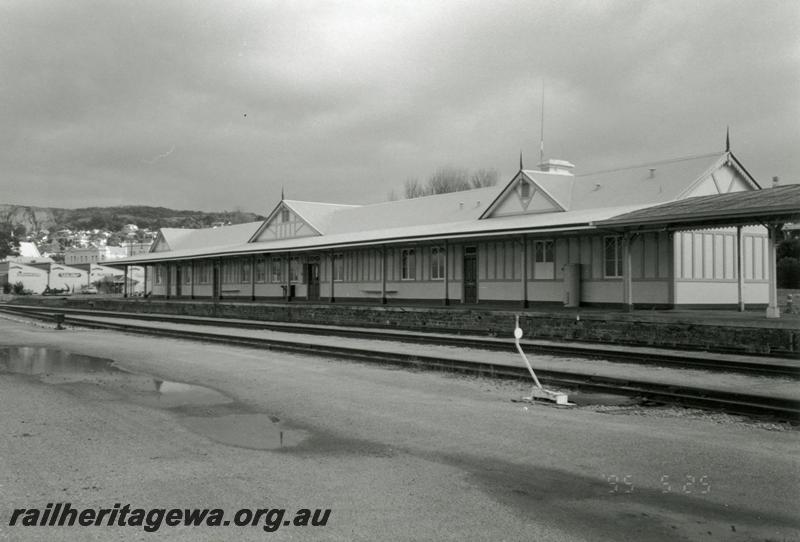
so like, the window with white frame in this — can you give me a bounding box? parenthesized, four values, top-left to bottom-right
(533, 240, 555, 279)
(239, 259, 251, 283)
(401, 248, 416, 280)
(281, 208, 290, 223)
(222, 260, 237, 284)
(154, 265, 163, 285)
(534, 240, 554, 263)
(604, 236, 623, 278)
(255, 257, 267, 283)
(333, 253, 344, 281)
(270, 258, 283, 283)
(430, 247, 445, 280)
(290, 257, 302, 283)
(183, 265, 191, 284)
(198, 262, 211, 284)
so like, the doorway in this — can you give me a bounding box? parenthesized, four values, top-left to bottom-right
(463, 246, 477, 304)
(306, 262, 320, 301)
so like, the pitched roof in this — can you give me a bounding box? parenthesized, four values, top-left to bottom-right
(322, 185, 502, 235)
(106, 203, 644, 264)
(599, 184, 800, 229)
(154, 222, 263, 252)
(113, 151, 766, 265)
(282, 200, 360, 234)
(18, 242, 42, 258)
(566, 152, 758, 209)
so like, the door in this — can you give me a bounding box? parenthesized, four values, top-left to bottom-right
(306, 263, 320, 301)
(463, 247, 477, 304)
(175, 266, 182, 297)
(212, 264, 220, 299)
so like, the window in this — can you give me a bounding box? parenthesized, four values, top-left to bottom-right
(222, 260, 237, 284)
(290, 257, 302, 282)
(604, 236, 623, 278)
(240, 259, 251, 283)
(154, 265, 163, 285)
(534, 240, 554, 263)
(255, 257, 267, 283)
(281, 208, 290, 223)
(401, 248, 416, 280)
(430, 247, 445, 280)
(198, 262, 211, 284)
(270, 258, 283, 283)
(333, 253, 344, 281)
(183, 265, 191, 284)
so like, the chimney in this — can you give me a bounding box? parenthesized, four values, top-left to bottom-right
(772, 176, 780, 187)
(537, 159, 575, 176)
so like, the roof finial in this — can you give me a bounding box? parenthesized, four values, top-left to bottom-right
(519, 150, 524, 171)
(725, 126, 730, 152)
(539, 79, 545, 165)
(281, 185, 285, 201)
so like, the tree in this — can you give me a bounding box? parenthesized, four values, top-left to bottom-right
(427, 167, 471, 195)
(0, 224, 22, 260)
(470, 168, 499, 188)
(777, 231, 800, 288)
(777, 257, 800, 289)
(397, 167, 499, 200)
(403, 178, 427, 199)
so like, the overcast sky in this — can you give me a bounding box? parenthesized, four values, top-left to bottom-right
(1, 0, 798, 212)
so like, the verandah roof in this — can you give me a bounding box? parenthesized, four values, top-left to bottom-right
(597, 185, 800, 231)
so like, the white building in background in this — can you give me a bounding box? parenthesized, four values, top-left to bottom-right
(65, 245, 129, 265)
(47, 263, 88, 292)
(0, 262, 50, 293)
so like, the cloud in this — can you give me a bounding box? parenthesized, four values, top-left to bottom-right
(0, 0, 797, 211)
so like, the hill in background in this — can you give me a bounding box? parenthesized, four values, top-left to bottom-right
(0, 204, 265, 234)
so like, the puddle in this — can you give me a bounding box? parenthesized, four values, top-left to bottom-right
(0, 346, 308, 451)
(181, 414, 309, 450)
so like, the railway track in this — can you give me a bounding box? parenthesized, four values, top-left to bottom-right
(2, 305, 799, 422)
(3, 304, 798, 378)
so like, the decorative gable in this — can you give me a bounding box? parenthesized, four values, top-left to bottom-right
(150, 234, 171, 252)
(251, 202, 321, 242)
(480, 172, 565, 219)
(678, 160, 758, 200)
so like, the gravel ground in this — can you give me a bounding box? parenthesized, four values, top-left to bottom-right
(1, 315, 798, 541)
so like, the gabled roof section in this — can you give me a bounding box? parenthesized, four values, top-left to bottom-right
(283, 200, 360, 235)
(152, 222, 262, 253)
(480, 170, 569, 219)
(250, 200, 356, 242)
(150, 228, 193, 252)
(674, 151, 760, 199)
(18, 242, 41, 258)
(569, 152, 753, 210)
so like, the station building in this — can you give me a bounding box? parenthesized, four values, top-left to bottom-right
(108, 149, 798, 316)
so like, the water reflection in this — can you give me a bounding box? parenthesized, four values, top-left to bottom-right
(0, 347, 307, 450)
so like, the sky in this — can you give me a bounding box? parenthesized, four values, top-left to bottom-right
(1, 0, 798, 213)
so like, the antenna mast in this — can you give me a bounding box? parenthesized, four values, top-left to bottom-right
(539, 80, 545, 165)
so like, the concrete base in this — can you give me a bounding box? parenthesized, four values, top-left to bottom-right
(523, 387, 570, 405)
(766, 306, 781, 319)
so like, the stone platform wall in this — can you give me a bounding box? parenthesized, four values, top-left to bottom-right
(9, 297, 798, 356)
